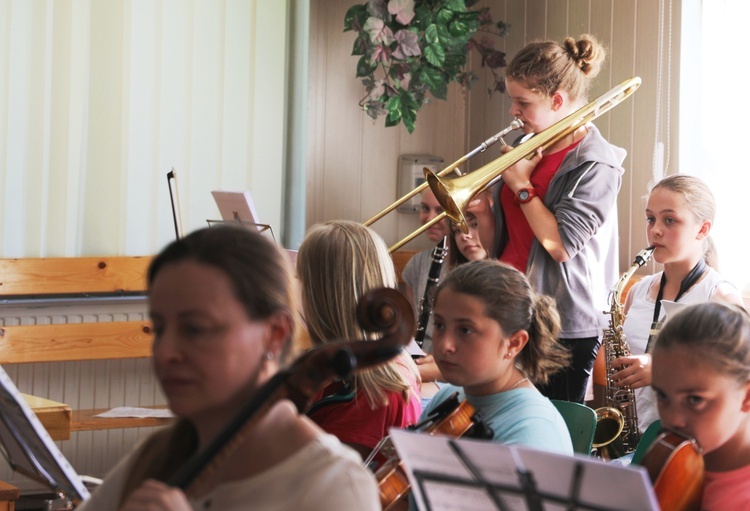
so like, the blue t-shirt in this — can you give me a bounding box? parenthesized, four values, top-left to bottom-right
(421, 384, 573, 456)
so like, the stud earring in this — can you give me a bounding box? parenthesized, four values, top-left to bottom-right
(265, 352, 274, 361)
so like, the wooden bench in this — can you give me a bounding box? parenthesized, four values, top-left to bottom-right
(0, 256, 173, 440)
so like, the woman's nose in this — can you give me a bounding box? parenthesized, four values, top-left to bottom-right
(152, 329, 182, 364)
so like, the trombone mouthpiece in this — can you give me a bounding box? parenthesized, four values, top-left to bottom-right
(509, 118, 524, 130)
(498, 118, 524, 146)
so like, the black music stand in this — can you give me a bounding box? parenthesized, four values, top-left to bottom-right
(389, 429, 658, 511)
(0, 367, 89, 505)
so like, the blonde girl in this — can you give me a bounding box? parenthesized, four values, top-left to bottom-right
(611, 174, 743, 432)
(297, 220, 422, 460)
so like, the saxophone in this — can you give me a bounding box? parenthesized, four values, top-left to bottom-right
(592, 246, 654, 459)
(413, 237, 448, 349)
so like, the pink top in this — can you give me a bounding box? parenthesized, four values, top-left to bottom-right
(702, 464, 750, 510)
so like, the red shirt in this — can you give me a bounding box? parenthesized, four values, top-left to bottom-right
(499, 140, 581, 272)
(308, 357, 421, 451)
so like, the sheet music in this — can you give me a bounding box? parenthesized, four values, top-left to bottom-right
(96, 406, 175, 419)
(0, 366, 90, 503)
(389, 429, 659, 511)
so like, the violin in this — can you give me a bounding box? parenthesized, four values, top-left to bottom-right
(369, 393, 493, 511)
(640, 430, 704, 511)
(167, 287, 414, 495)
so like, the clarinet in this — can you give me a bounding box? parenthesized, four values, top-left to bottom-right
(414, 237, 448, 349)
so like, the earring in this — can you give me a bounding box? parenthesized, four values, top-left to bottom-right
(265, 352, 275, 361)
(504, 352, 512, 359)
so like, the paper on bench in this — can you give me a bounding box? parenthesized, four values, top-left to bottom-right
(95, 407, 175, 419)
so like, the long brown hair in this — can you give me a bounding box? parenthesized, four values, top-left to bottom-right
(436, 260, 570, 384)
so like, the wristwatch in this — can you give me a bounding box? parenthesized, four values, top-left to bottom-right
(514, 187, 538, 206)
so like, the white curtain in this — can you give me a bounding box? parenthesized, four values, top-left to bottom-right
(683, 0, 750, 294)
(0, 0, 290, 257)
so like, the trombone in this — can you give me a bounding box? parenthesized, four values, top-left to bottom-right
(364, 120, 524, 228)
(375, 76, 642, 252)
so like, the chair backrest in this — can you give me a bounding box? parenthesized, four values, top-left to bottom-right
(631, 419, 663, 465)
(551, 400, 597, 455)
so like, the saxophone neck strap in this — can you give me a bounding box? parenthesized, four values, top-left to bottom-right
(652, 258, 707, 324)
(647, 258, 708, 353)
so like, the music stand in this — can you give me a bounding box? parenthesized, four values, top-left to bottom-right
(389, 429, 659, 511)
(208, 190, 275, 242)
(0, 367, 89, 505)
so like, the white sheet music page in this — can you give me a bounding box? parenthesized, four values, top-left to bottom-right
(0, 366, 90, 502)
(389, 429, 659, 511)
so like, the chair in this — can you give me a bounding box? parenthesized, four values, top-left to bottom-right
(631, 419, 663, 466)
(551, 400, 597, 455)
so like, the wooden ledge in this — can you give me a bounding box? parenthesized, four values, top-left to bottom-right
(71, 407, 174, 432)
(22, 394, 72, 441)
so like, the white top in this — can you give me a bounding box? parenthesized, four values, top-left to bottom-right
(77, 432, 380, 511)
(622, 268, 736, 431)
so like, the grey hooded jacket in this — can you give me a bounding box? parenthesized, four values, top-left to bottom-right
(491, 123, 626, 338)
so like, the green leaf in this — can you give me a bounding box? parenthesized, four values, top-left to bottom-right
(351, 34, 368, 56)
(430, 80, 448, 100)
(424, 43, 446, 67)
(444, 0, 467, 12)
(435, 8, 454, 25)
(355, 56, 375, 78)
(448, 18, 472, 37)
(343, 4, 367, 32)
(423, 24, 438, 44)
(419, 66, 443, 90)
(386, 95, 402, 122)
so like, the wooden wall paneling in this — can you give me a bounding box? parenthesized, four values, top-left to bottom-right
(525, 0, 548, 42)
(547, 0, 570, 42)
(321, 1, 364, 224)
(568, 0, 593, 36)
(609, 1, 641, 271)
(361, 116, 402, 247)
(306, 1, 327, 225)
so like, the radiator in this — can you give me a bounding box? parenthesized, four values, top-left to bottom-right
(0, 296, 167, 493)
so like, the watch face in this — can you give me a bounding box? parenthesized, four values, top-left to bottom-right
(519, 190, 530, 201)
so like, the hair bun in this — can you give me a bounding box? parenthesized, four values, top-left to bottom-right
(563, 35, 604, 76)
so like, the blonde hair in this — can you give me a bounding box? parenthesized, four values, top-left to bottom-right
(297, 220, 420, 408)
(506, 34, 606, 103)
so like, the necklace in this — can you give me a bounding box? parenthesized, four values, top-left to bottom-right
(508, 377, 529, 390)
